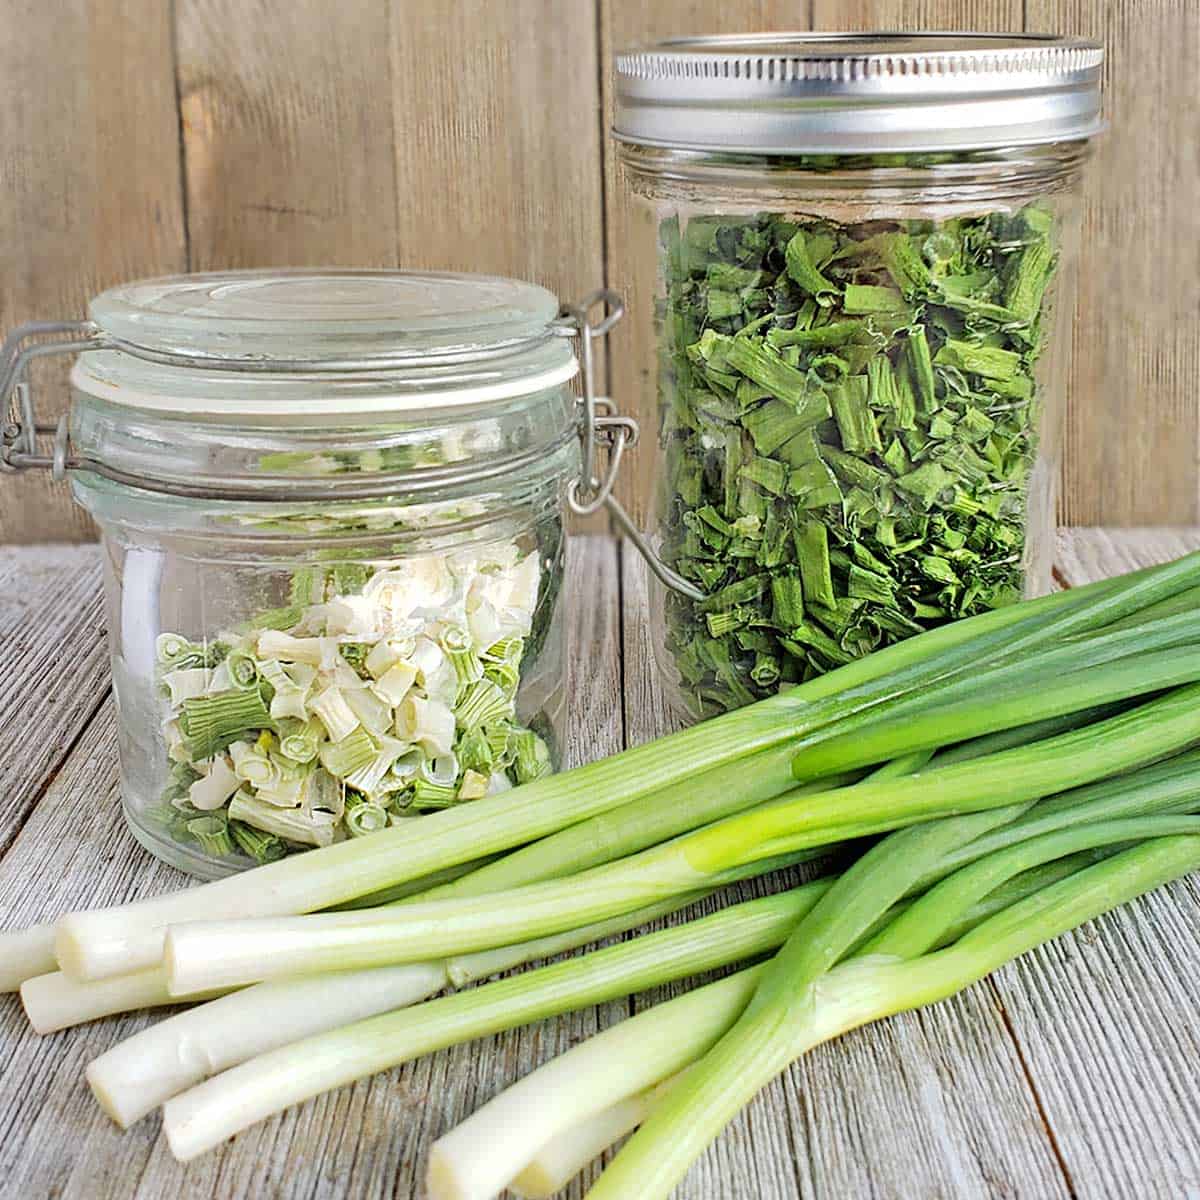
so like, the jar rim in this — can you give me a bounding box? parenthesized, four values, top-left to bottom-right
(70, 354, 580, 419)
(613, 31, 1104, 155)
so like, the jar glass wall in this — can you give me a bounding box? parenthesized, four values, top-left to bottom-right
(617, 144, 1089, 721)
(73, 409, 576, 879)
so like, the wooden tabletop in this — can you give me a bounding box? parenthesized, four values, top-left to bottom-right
(2, 529, 1200, 1200)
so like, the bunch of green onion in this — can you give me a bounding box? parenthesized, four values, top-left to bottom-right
(2, 550, 1199, 1195)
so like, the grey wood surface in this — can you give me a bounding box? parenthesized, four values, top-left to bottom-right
(1, 529, 1199, 1199)
(1, 2, 1198, 542)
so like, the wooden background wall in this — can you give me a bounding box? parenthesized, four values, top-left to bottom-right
(1, 1, 1195, 543)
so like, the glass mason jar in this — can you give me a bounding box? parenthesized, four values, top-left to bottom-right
(613, 33, 1103, 721)
(0, 271, 626, 878)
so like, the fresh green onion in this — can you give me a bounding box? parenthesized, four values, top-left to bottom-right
(89, 894, 706, 1130)
(424, 849, 1126, 1200)
(161, 684, 1200, 994)
(0, 924, 58, 993)
(580, 836, 1200, 1200)
(19, 966, 229, 1037)
(159, 882, 831, 1159)
(42, 553, 1200, 986)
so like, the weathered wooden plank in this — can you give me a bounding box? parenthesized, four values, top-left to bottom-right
(176, 0, 398, 269)
(0, 0, 186, 543)
(0, 536, 624, 1199)
(1032, 1, 1200, 526)
(0, 546, 108, 854)
(985, 526, 1200, 1198)
(812, 0, 1022, 26)
(619, 542, 1070, 1199)
(1055, 525, 1200, 585)
(388, 1, 604, 304)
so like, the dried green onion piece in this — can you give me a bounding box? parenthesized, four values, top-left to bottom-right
(655, 200, 1057, 713)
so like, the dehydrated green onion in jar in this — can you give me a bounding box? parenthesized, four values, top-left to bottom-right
(613, 33, 1103, 717)
(658, 202, 1056, 712)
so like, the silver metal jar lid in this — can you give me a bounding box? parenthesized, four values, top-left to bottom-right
(613, 33, 1104, 155)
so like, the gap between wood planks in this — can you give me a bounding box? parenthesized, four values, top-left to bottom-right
(987, 979, 1078, 1196)
(0, 691, 109, 863)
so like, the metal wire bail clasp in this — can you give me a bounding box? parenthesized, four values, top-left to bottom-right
(553, 289, 637, 518)
(0, 320, 109, 477)
(553, 290, 706, 603)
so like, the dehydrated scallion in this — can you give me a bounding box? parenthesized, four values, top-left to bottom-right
(657, 204, 1060, 713)
(151, 544, 552, 861)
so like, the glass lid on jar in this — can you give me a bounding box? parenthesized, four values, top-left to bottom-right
(613, 32, 1104, 154)
(72, 269, 580, 419)
(89, 269, 565, 365)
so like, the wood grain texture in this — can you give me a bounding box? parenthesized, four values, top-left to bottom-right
(3, 530, 1200, 1197)
(620, 540, 1070, 1200)
(389, 0, 604, 304)
(1032, 0, 1200, 525)
(389, 0, 609, 534)
(0, 0, 185, 544)
(812, 0, 1022, 27)
(994, 525, 1200, 1198)
(0, 536, 625, 1200)
(176, 0, 398, 268)
(3, 2, 1197, 543)
(0, 546, 108, 853)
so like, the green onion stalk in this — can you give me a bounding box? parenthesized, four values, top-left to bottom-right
(429, 826, 1200, 1200)
(19, 967, 229, 1038)
(0, 923, 59, 993)
(577, 835, 1200, 1200)
(161, 685, 1200, 995)
(164, 754, 1200, 1167)
(505, 1080, 675, 1199)
(85, 893, 707, 1130)
(46, 738, 1200, 1126)
(40, 551, 1200, 985)
(426, 857, 1105, 1200)
(160, 883, 835, 1160)
(19, 717, 1074, 1032)
(18, 854, 506, 1032)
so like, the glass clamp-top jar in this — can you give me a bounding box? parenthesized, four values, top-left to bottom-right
(0, 270, 633, 878)
(613, 33, 1104, 721)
